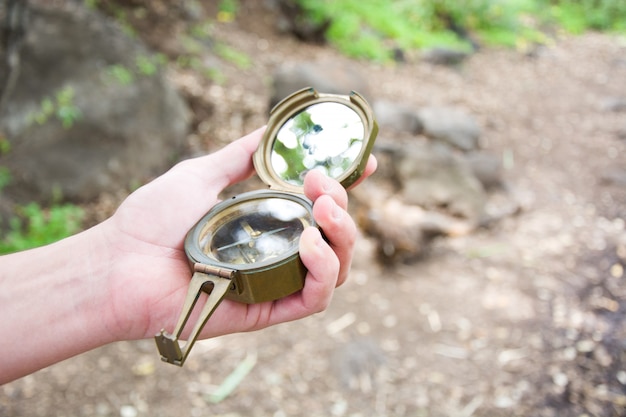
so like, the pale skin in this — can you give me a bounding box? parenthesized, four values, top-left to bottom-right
(0, 127, 377, 384)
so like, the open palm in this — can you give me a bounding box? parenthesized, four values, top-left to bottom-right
(100, 127, 376, 343)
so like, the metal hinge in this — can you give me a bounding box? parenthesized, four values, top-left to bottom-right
(193, 263, 234, 279)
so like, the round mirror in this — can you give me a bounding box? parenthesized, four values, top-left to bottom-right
(270, 102, 365, 186)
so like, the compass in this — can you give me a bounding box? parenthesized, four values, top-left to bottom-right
(155, 88, 378, 366)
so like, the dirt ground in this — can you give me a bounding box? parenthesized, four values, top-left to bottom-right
(2, 2, 626, 416)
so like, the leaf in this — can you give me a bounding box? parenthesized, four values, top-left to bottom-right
(207, 351, 257, 403)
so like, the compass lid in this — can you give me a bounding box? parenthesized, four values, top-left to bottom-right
(254, 88, 378, 193)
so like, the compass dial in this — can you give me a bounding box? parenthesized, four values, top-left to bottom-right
(195, 196, 314, 266)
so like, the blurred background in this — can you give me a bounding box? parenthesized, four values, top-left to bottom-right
(1, 0, 626, 416)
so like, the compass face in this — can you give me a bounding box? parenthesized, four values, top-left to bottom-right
(194, 195, 314, 266)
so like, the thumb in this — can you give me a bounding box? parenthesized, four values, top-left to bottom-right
(183, 126, 266, 192)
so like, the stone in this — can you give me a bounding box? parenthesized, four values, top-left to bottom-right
(465, 151, 504, 190)
(417, 106, 481, 151)
(601, 97, 626, 112)
(356, 191, 474, 264)
(421, 47, 472, 66)
(618, 124, 626, 140)
(269, 60, 371, 109)
(396, 142, 487, 223)
(372, 100, 423, 135)
(0, 3, 190, 203)
(331, 337, 386, 391)
(601, 169, 626, 186)
(351, 140, 483, 263)
(275, 0, 331, 44)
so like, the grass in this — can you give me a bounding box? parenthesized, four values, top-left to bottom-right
(0, 202, 84, 255)
(293, 0, 626, 61)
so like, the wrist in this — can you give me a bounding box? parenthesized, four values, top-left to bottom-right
(0, 224, 118, 382)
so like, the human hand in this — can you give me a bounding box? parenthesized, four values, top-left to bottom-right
(98, 126, 377, 342)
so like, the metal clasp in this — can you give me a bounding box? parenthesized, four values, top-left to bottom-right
(155, 265, 233, 366)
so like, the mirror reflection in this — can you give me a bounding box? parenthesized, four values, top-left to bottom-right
(271, 102, 364, 186)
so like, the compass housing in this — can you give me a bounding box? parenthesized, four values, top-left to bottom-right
(185, 190, 314, 303)
(156, 87, 377, 366)
(185, 87, 378, 304)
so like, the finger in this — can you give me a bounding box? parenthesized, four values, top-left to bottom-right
(303, 170, 349, 210)
(347, 154, 378, 190)
(268, 226, 339, 323)
(312, 194, 357, 286)
(300, 226, 340, 308)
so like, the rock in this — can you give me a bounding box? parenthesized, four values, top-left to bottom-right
(601, 169, 626, 186)
(352, 139, 514, 263)
(331, 337, 386, 391)
(351, 141, 482, 264)
(275, 0, 331, 44)
(465, 151, 504, 190)
(601, 97, 626, 112)
(417, 106, 481, 151)
(356, 191, 473, 264)
(618, 124, 626, 140)
(0, 3, 190, 203)
(372, 100, 423, 135)
(270, 61, 371, 109)
(396, 142, 487, 223)
(421, 47, 471, 66)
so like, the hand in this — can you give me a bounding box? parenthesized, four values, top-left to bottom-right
(99, 126, 377, 341)
(0, 126, 376, 383)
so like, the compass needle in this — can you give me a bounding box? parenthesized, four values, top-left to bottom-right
(241, 220, 258, 237)
(216, 226, 290, 252)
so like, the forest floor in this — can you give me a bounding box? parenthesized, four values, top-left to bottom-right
(3, 2, 626, 416)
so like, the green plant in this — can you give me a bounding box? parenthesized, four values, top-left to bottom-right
(113, 7, 136, 38)
(295, 0, 490, 61)
(217, 0, 239, 22)
(177, 23, 249, 83)
(0, 167, 11, 193)
(0, 136, 10, 155)
(135, 54, 164, 76)
(203, 66, 227, 84)
(293, 0, 625, 61)
(106, 64, 135, 85)
(135, 55, 157, 76)
(55, 87, 82, 128)
(83, 0, 99, 10)
(28, 86, 82, 129)
(0, 202, 84, 255)
(189, 20, 214, 39)
(176, 55, 226, 84)
(542, 0, 626, 33)
(106, 54, 164, 84)
(214, 43, 252, 69)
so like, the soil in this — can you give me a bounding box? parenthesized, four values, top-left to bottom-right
(3, 2, 626, 416)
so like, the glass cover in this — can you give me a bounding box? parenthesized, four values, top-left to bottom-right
(198, 198, 313, 265)
(271, 102, 365, 186)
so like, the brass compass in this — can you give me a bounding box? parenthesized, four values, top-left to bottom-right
(155, 88, 378, 366)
